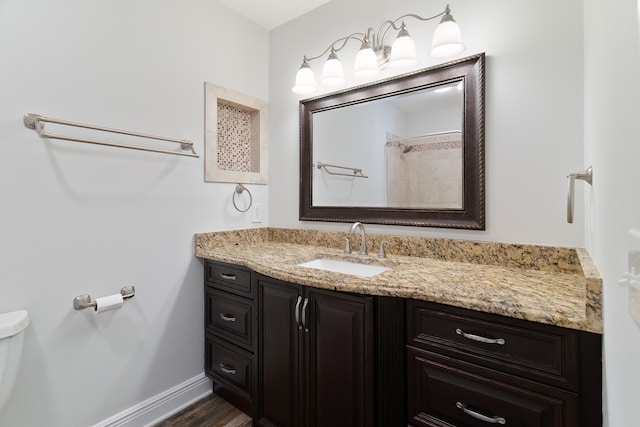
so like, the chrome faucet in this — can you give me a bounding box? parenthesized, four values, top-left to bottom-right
(349, 222, 368, 255)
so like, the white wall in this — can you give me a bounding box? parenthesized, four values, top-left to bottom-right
(0, 0, 268, 425)
(270, 0, 585, 246)
(584, 0, 640, 425)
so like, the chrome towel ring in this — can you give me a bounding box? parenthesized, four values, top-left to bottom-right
(232, 184, 253, 212)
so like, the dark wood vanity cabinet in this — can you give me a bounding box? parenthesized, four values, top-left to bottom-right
(256, 274, 375, 427)
(204, 261, 405, 427)
(203, 259, 601, 427)
(204, 260, 257, 417)
(406, 300, 602, 427)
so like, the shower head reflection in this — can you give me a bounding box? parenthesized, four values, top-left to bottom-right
(400, 144, 414, 153)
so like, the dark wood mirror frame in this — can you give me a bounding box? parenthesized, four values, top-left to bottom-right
(299, 53, 485, 229)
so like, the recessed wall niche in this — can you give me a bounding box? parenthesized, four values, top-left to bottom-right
(205, 82, 268, 184)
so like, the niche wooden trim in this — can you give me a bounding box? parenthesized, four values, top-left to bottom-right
(205, 82, 268, 184)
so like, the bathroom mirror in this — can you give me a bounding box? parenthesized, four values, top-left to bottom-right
(299, 53, 485, 229)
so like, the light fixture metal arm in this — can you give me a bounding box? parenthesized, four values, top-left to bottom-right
(304, 32, 365, 62)
(302, 4, 450, 62)
(375, 7, 448, 49)
(392, 9, 449, 25)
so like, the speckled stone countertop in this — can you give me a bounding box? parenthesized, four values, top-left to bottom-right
(194, 228, 602, 334)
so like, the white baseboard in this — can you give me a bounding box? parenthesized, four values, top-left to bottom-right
(93, 373, 212, 427)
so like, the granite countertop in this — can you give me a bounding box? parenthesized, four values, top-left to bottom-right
(194, 228, 602, 334)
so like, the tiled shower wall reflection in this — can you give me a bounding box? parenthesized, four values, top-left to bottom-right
(386, 132, 463, 209)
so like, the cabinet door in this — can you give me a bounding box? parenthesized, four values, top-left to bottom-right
(257, 277, 303, 427)
(305, 287, 374, 427)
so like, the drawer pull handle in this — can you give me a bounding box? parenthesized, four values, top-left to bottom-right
(219, 313, 237, 322)
(219, 363, 236, 375)
(220, 273, 237, 280)
(456, 402, 506, 424)
(301, 297, 309, 332)
(456, 328, 505, 345)
(295, 295, 303, 330)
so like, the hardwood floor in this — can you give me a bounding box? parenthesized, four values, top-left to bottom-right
(155, 393, 252, 427)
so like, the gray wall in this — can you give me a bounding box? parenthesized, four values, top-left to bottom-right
(0, 0, 269, 425)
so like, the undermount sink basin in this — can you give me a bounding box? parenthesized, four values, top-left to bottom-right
(298, 258, 389, 278)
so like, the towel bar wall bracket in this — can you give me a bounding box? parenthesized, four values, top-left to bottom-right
(24, 113, 199, 158)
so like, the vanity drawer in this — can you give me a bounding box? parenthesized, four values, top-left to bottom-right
(206, 288, 255, 350)
(205, 260, 253, 298)
(206, 334, 254, 399)
(407, 300, 579, 390)
(407, 347, 578, 427)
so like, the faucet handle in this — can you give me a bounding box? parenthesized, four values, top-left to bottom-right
(343, 237, 351, 254)
(378, 240, 389, 259)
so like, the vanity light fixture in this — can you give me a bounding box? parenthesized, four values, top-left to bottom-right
(292, 4, 465, 95)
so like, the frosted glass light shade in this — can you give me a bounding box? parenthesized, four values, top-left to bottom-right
(430, 20, 465, 58)
(321, 51, 345, 86)
(389, 27, 417, 69)
(353, 43, 380, 78)
(292, 61, 317, 94)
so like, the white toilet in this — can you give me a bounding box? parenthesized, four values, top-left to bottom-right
(0, 310, 29, 412)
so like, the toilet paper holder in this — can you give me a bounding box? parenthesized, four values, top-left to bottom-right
(73, 286, 135, 310)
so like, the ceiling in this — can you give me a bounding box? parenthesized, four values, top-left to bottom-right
(217, 0, 332, 30)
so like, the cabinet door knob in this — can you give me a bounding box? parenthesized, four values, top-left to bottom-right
(219, 313, 237, 322)
(219, 363, 237, 375)
(456, 402, 506, 424)
(220, 273, 237, 280)
(456, 328, 506, 345)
